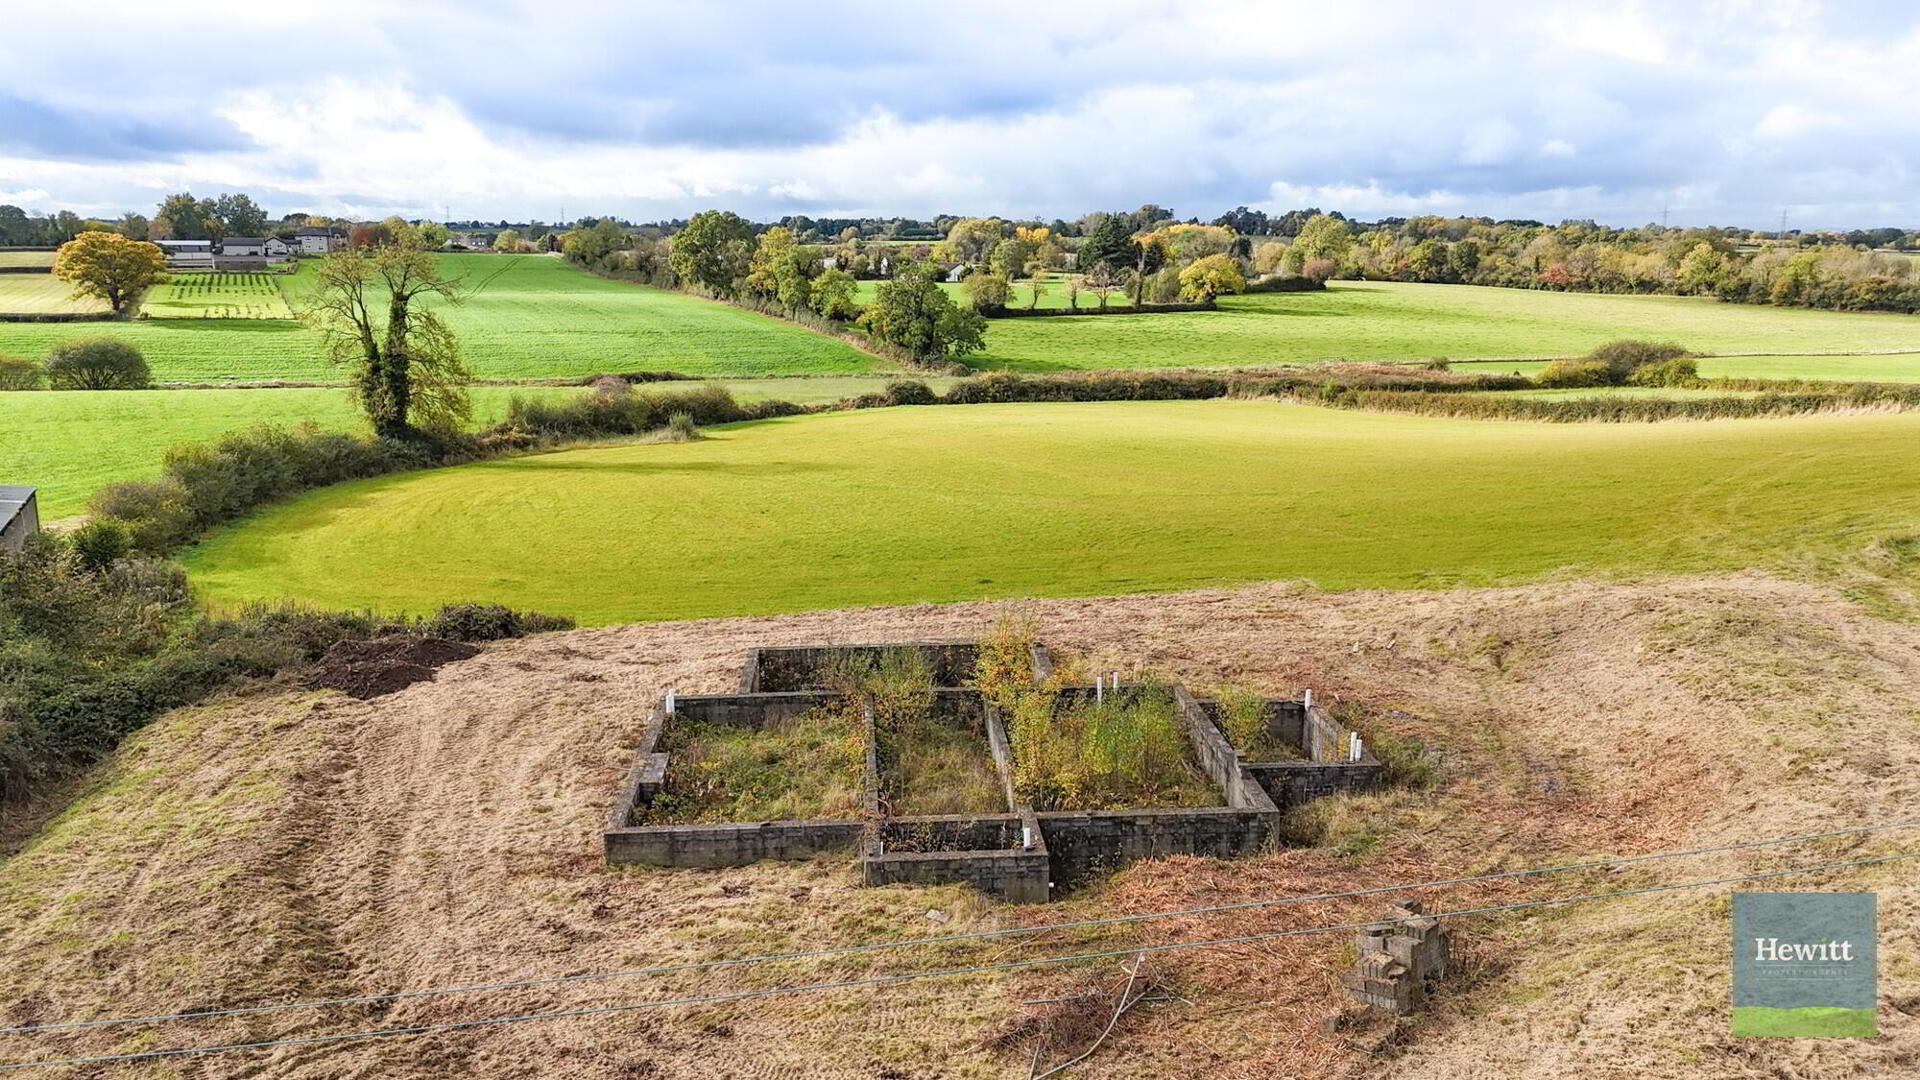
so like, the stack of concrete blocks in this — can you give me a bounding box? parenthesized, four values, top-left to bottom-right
(1344, 900, 1451, 1014)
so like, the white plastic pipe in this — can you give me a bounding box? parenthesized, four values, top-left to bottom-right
(1351, 734, 1364, 762)
(665, 688, 676, 715)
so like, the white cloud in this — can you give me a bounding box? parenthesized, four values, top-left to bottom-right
(0, 0, 1916, 227)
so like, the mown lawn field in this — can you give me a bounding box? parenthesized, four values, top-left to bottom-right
(0, 377, 950, 519)
(140, 271, 294, 320)
(0, 274, 109, 315)
(0, 252, 55, 268)
(183, 400, 1920, 624)
(973, 282, 1920, 371)
(0, 255, 880, 381)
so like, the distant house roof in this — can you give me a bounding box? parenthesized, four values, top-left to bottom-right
(0, 485, 36, 529)
(224, 237, 268, 245)
(295, 226, 345, 236)
(155, 239, 212, 247)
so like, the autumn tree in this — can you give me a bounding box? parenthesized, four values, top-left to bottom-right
(213, 193, 268, 237)
(304, 242, 469, 439)
(810, 268, 860, 320)
(669, 210, 755, 295)
(743, 226, 819, 313)
(1293, 213, 1353, 267)
(862, 260, 986, 366)
(494, 228, 525, 253)
(1178, 253, 1247, 301)
(962, 270, 1011, 312)
(53, 231, 167, 313)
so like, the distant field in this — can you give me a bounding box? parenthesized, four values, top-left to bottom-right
(0, 376, 946, 519)
(974, 282, 1920, 371)
(185, 400, 1920, 625)
(854, 275, 1137, 311)
(0, 251, 55, 268)
(1459, 353, 1920, 382)
(0, 255, 880, 381)
(141, 271, 294, 320)
(0, 275, 109, 316)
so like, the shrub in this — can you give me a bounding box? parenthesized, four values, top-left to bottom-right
(45, 337, 152, 390)
(1302, 258, 1338, 283)
(424, 603, 575, 642)
(0, 354, 43, 390)
(1587, 339, 1690, 377)
(67, 519, 130, 572)
(1534, 358, 1616, 388)
(89, 477, 195, 552)
(664, 411, 699, 440)
(1625, 356, 1699, 387)
(883, 379, 938, 406)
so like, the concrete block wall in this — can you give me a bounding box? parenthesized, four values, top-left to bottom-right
(606, 820, 864, 868)
(1036, 807, 1278, 891)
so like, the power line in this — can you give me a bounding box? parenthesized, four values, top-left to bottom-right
(5, 816, 1914, 1038)
(1, 850, 1912, 1073)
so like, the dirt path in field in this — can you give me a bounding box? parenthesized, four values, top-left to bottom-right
(1, 574, 1915, 1078)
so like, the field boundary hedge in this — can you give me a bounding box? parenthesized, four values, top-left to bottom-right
(986, 300, 1218, 317)
(0, 310, 124, 323)
(0, 266, 51, 275)
(1308, 384, 1920, 423)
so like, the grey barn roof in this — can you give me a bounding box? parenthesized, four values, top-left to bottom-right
(0, 485, 36, 525)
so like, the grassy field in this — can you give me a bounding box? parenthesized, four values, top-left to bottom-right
(183, 400, 1920, 625)
(854, 274, 1136, 311)
(0, 377, 949, 519)
(0, 255, 880, 381)
(0, 252, 55, 268)
(1458, 353, 1920, 382)
(0, 274, 109, 316)
(974, 282, 1920, 371)
(140, 271, 294, 319)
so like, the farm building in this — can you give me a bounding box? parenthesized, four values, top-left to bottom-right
(215, 237, 291, 268)
(154, 239, 213, 269)
(295, 226, 347, 255)
(0, 486, 39, 551)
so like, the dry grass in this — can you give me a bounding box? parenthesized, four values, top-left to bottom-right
(0, 574, 1916, 1078)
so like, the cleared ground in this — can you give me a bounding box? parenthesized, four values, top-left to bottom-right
(974, 282, 1920, 371)
(0, 274, 109, 316)
(0, 255, 880, 381)
(0, 378, 941, 519)
(3, 576, 1913, 1078)
(140, 270, 295, 319)
(183, 400, 1920, 624)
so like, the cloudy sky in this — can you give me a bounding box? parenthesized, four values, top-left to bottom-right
(2, 0, 1916, 229)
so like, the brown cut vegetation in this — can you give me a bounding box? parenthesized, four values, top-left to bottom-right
(1, 575, 1916, 1078)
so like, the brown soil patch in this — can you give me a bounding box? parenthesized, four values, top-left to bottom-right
(1, 574, 1915, 1078)
(305, 635, 480, 699)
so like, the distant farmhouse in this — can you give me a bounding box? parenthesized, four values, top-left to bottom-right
(295, 226, 348, 256)
(0, 486, 40, 552)
(154, 239, 214, 270)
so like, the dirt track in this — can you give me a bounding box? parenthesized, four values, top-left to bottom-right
(1, 574, 1915, 1078)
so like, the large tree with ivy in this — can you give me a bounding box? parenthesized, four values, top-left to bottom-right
(304, 224, 469, 439)
(861, 260, 986, 366)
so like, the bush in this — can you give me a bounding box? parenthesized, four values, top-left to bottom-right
(883, 379, 938, 406)
(1587, 339, 1691, 377)
(67, 519, 130, 572)
(0, 354, 43, 390)
(89, 477, 195, 552)
(45, 337, 152, 390)
(1535, 358, 1616, 388)
(1625, 356, 1699, 387)
(424, 603, 575, 642)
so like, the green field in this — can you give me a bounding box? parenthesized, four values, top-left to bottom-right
(1459, 353, 1920, 382)
(0, 377, 950, 519)
(183, 400, 1920, 625)
(854, 275, 1136, 311)
(141, 271, 294, 320)
(0, 255, 879, 381)
(1731, 1006, 1877, 1038)
(0, 252, 55, 268)
(0, 274, 109, 316)
(974, 282, 1920, 371)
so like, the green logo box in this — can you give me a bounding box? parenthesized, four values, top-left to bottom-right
(1732, 892, 1877, 1037)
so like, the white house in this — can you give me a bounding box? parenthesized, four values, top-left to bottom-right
(295, 226, 347, 255)
(154, 239, 214, 269)
(265, 236, 295, 259)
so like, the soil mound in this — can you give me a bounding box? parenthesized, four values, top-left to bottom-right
(305, 635, 479, 699)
